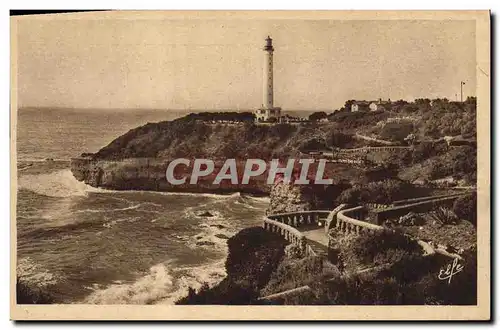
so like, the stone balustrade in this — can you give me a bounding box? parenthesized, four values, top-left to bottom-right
(324, 204, 348, 234)
(267, 210, 331, 229)
(263, 218, 306, 248)
(335, 206, 384, 234)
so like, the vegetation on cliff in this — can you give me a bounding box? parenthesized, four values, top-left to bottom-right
(261, 230, 477, 305)
(176, 223, 476, 306)
(176, 227, 287, 305)
(310, 248, 476, 305)
(92, 118, 341, 160)
(337, 179, 415, 205)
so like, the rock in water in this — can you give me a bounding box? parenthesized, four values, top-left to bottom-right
(210, 224, 227, 229)
(197, 211, 214, 217)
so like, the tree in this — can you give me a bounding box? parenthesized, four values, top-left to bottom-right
(308, 111, 328, 121)
(325, 131, 353, 148)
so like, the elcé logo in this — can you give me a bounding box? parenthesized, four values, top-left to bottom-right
(165, 158, 333, 185)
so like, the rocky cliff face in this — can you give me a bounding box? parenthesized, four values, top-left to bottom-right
(71, 115, 368, 196)
(266, 181, 352, 215)
(71, 157, 272, 195)
(266, 182, 314, 215)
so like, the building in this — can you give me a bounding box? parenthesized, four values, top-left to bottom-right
(254, 36, 282, 122)
(351, 99, 390, 112)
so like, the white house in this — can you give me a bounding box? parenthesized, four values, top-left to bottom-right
(351, 99, 390, 112)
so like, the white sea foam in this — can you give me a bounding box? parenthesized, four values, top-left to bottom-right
(75, 204, 144, 214)
(17, 257, 61, 287)
(82, 263, 175, 305)
(158, 260, 227, 304)
(18, 169, 102, 198)
(82, 260, 226, 305)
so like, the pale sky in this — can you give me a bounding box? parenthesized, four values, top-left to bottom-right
(16, 15, 476, 110)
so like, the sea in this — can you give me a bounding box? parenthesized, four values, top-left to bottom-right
(15, 108, 270, 304)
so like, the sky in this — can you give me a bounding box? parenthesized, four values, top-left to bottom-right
(16, 14, 477, 111)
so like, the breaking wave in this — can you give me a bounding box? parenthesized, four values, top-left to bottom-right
(82, 260, 226, 305)
(17, 257, 62, 288)
(18, 169, 101, 198)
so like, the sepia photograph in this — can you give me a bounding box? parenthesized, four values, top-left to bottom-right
(10, 10, 490, 320)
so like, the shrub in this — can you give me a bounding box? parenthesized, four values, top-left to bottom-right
(225, 227, 287, 291)
(309, 111, 328, 121)
(352, 229, 422, 265)
(337, 179, 413, 205)
(325, 131, 354, 148)
(412, 141, 448, 163)
(176, 279, 258, 305)
(379, 122, 415, 143)
(429, 207, 460, 226)
(452, 193, 477, 226)
(299, 138, 327, 153)
(328, 111, 390, 130)
(386, 211, 426, 226)
(313, 248, 477, 305)
(315, 274, 423, 305)
(261, 256, 324, 296)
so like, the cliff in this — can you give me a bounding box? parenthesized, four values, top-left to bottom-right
(71, 157, 272, 195)
(175, 227, 287, 305)
(71, 116, 368, 194)
(266, 181, 351, 215)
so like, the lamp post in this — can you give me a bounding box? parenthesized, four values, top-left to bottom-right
(460, 81, 466, 102)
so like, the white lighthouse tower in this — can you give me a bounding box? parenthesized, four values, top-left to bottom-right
(255, 36, 281, 122)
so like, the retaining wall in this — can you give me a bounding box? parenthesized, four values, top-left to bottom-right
(372, 194, 469, 224)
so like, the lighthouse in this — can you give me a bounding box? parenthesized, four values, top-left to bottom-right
(255, 36, 281, 122)
(263, 36, 274, 109)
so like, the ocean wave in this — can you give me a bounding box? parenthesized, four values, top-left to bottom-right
(90, 189, 242, 200)
(158, 260, 227, 304)
(18, 169, 102, 198)
(188, 216, 235, 251)
(81, 260, 226, 305)
(17, 169, 263, 204)
(17, 157, 71, 163)
(19, 218, 109, 240)
(75, 203, 143, 214)
(17, 257, 62, 288)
